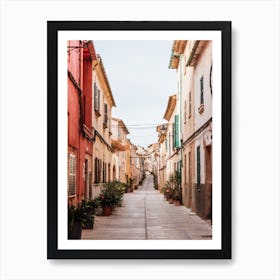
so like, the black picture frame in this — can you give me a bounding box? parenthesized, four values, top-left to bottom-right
(47, 21, 231, 259)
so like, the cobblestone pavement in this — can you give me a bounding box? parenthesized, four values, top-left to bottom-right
(82, 174, 212, 240)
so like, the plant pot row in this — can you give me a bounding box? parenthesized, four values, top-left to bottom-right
(167, 197, 181, 206)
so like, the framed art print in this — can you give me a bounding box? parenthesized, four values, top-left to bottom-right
(47, 21, 231, 259)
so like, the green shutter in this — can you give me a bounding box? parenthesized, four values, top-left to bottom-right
(197, 146, 201, 191)
(200, 76, 204, 105)
(175, 115, 179, 148)
(172, 123, 175, 149)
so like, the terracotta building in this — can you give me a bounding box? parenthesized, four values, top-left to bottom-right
(67, 40, 96, 205)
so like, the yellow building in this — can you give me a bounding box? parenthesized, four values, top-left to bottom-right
(157, 124, 168, 192)
(111, 117, 130, 183)
(91, 54, 116, 198)
(163, 94, 180, 180)
(130, 144, 141, 188)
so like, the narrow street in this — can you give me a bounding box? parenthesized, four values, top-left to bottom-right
(82, 174, 212, 240)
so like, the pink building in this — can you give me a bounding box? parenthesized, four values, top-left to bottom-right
(67, 40, 96, 205)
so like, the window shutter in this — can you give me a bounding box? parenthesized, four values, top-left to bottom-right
(94, 83, 98, 111)
(197, 146, 201, 191)
(68, 154, 76, 196)
(94, 158, 97, 183)
(172, 123, 175, 149)
(99, 159, 102, 183)
(200, 76, 204, 105)
(175, 114, 179, 148)
(104, 104, 108, 125)
(98, 89, 100, 112)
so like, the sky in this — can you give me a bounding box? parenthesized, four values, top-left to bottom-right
(93, 40, 176, 148)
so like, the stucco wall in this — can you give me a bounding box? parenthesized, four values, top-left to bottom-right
(194, 42, 212, 130)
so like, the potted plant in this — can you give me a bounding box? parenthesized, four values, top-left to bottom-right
(98, 181, 124, 216)
(165, 175, 174, 203)
(162, 183, 171, 200)
(172, 170, 182, 206)
(172, 191, 182, 206)
(81, 198, 98, 229)
(68, 203, 87, 239)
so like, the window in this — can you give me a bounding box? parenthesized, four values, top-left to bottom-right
(94, 82, 100, 114)
(68, 153, 76, 196)
(94, 157, 98, 183)
(105, 163, 107, 183)
(102, 162, 107, 183)
(99, 160, 102, 183)
(104, 104, 108, 127)
(94, 158, 103, 184)
(174, 115, 179, 148)
(172, 123, 175, 149)
(197, 146, 201, 191)
(200, 76, 204, 105)
(108, 163, 111, 182)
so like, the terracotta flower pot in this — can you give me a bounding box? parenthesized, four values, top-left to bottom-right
(103, 206, 113, 216)
(168, 198, 174, 204)
(174, 200, 181, 206)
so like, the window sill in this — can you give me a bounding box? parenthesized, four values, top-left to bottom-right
(198, 104, 204, 114)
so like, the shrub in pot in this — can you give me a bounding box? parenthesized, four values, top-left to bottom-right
(68, 203, 87, 239)
(81, 199, 99, 229)
(172, 192, 182, 206)
(98, 181, 124, 216)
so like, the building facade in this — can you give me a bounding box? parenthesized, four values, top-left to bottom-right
(169, 40, 212, 220)
(91, 54, 116, 198)
(163, 94, 180, 180)
(111, 117, 130, 183)
(157, 124, 168, 192)
(67, 40, 96, 205)
(130, 144, 141, 188)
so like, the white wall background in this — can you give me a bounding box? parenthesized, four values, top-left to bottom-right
(0, 0, 279, 279)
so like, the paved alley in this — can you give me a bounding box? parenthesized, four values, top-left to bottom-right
(82, 174, 212, 240)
